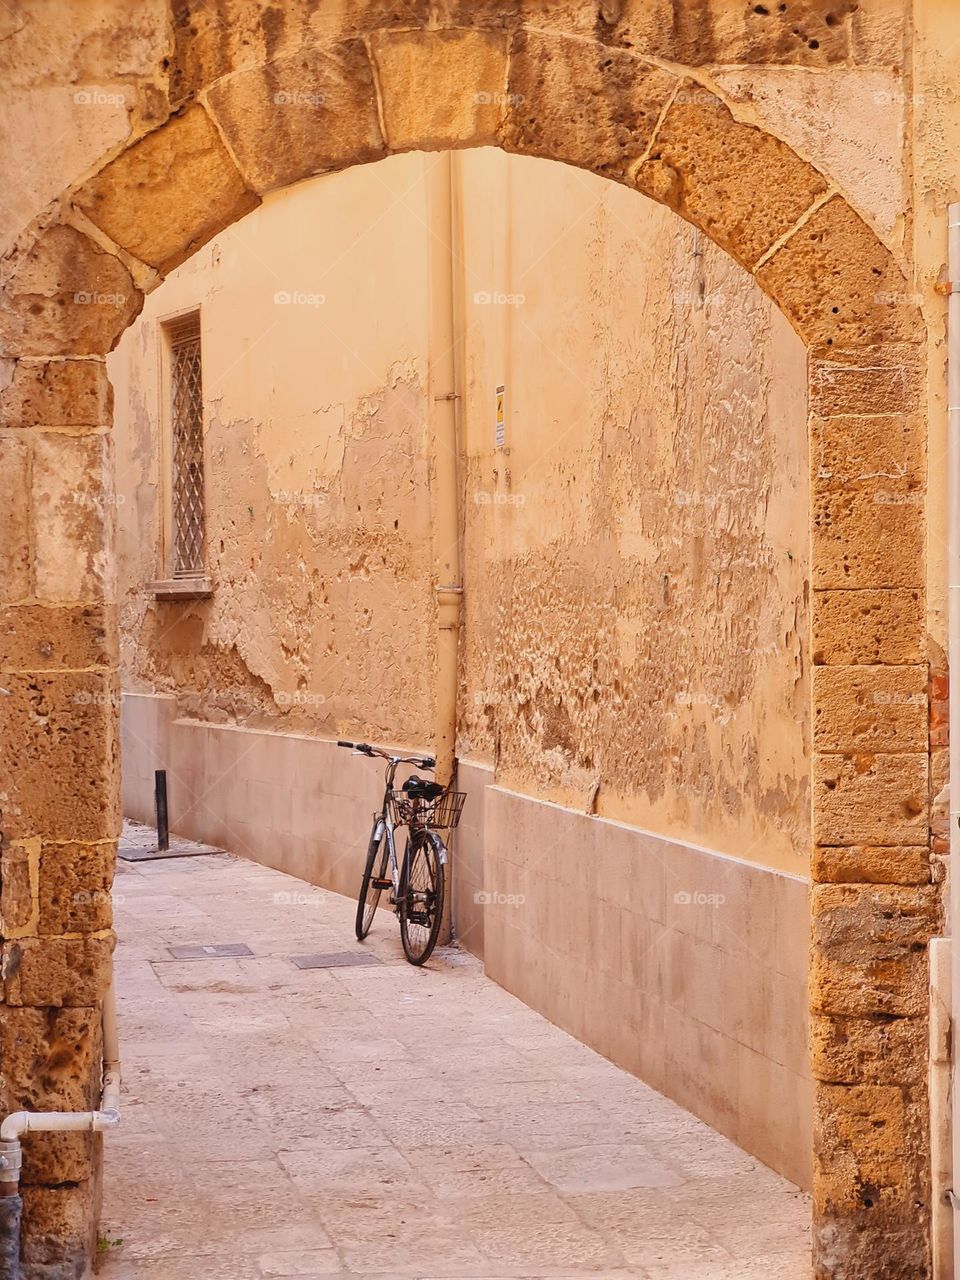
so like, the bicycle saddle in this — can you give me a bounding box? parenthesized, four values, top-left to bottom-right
(402, 776, 445, 800)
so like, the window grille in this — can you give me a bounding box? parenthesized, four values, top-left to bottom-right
(168, 315, 205, 576)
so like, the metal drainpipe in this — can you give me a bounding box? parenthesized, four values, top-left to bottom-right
(426, 150, 464, 792)
(947, 200, 960, 1280)
(0, 983, 122, 1279)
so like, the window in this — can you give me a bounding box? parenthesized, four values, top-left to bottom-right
(166, 312, 205, 578)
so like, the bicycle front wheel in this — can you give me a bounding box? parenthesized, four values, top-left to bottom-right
(356, 822, 389, 941)
(398, 828, 445, 965)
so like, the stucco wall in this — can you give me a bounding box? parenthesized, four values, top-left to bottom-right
(110, 153, 437, 747)
(455, 149, 810, 873)
(111, 147, 810, 874)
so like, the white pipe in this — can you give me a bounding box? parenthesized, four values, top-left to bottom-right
(0, 982, 121, 1146)
(948, 200, 960, 1279)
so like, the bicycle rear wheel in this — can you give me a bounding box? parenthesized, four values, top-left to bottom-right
(398, 828, 445, 965)
(356, 822, 389, 941)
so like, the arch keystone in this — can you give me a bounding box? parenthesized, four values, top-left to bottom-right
(74, 106, 260, 275)
(370, 28, 509, 152)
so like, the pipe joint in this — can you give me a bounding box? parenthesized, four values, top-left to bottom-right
(0, 1143, 21, 1187)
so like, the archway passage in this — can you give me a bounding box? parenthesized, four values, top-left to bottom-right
(0, 9, 930, 1279)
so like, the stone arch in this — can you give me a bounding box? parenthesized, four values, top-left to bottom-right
(0, 12, 931, 1278)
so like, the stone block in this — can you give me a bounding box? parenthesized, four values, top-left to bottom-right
(633, 87, 827, 270)
(0, 604, 117, 672)
(812, 845, 930, 886)
(757, 197, 923, 348)
(814, 1083, 908, 1214)
(75, 106, 259, 274)
(31, 432, 115, 602)
(3, 936, 115, 1007)
(20, 1178, 98, 1271)
(0, 433, 31, 602)
(811, 415, 923, 492)
(809, 346, 925, 417)
(1, 1006, 101, 1185)
(812, 588, 924, 665)
(813, 752, 927, 846)
(0, 671, 120, 842)
(500, 30, 675, 179)
(371, 29, 507, 152)
(812, 666, 927, 752)
(811, 884, 938, 1018)
(0, 359, 112, 428)
(0, 226, 141, 358)
(38, 843, 116, 936)
(205, 41, 385, 193)
(811, 1012, 926, 1086)
(812, 488, 924, 590)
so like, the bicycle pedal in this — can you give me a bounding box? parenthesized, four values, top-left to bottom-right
(372, 877, 392, 890)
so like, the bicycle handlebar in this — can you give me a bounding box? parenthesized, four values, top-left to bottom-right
(336, 740, 436, 770)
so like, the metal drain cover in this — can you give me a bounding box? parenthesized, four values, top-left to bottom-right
(167, 942, 254, 960)
(289, 951, 383, 969)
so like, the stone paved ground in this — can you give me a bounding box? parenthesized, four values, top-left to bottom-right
(99, 832, 810, 1279)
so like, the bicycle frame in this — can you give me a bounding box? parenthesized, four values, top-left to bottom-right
(342, 742, 448, 907)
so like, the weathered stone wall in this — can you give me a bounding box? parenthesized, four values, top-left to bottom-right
(456, 148, 810, 872)
(0, 2, 943, 1277)
(110, 155, 437, 749)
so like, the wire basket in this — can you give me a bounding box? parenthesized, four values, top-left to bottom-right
(388, 789, 467, 830)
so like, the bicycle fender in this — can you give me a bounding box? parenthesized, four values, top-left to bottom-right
(431, 831, 448, 865)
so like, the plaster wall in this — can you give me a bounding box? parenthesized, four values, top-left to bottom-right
(111, 147, 811, 875)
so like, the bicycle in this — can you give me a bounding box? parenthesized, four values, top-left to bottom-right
(338, 741, 466, 965)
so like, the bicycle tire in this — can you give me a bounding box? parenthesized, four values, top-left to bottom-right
(356, 822, 389, 941)
(398, 827, 445, 965)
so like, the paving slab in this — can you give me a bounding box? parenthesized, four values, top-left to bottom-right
(100, 825, 810, 1279)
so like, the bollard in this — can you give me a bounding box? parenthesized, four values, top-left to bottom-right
(154, 770, 169, 851)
